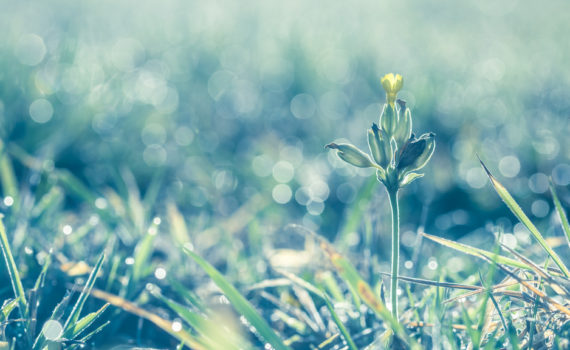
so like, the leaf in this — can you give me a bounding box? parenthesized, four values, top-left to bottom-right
(64, 303, 109, 339)
(86, 288, 205, 349)
(422, 233, 531, 271)
(479, 159, 570, 277)
(183, 247, 291, 350)
(322, 292, 358, 350)
(292, 225, 409, 341)
(154, 291, 250, 350)
(0, 140, 19, 206)
(0, 215, 28, 319)
(0, 298, 19, 322)
(550, 181, 570, 249)
(63, 253, 105, 331)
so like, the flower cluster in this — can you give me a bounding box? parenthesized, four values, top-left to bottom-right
(326, 73, 435, 191)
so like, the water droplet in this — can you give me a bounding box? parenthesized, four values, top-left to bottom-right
(3, 196, 14, 207)
(42, 320, 63, 341)
(171, 320, 183, 332)
(154, 267, 167, 280)
(62, 225, 73, 235)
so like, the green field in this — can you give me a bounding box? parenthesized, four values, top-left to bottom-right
(1, 1, 570, 349)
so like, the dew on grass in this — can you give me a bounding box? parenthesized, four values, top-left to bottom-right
(94, 197, 108, 209)
(29, 99, 54, 124)
(16, 34, 46, 66)
(272, 184, 292, 204)
(531, 199, 549, 218)
(528, 173, 549, 193)
(272, 161, 294, 183)
(125, 257, 135, 265)
(42, 320, 63, 341)
(498, 155, 520, 178)
(306, 200, 324, 215)
(3, 196, 14, 207)
(154, 267, 167, 280)
(171, 320, 183, 332)
(62, 225, 73, 235)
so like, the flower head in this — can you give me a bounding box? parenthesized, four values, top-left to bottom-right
(380, 73, 403, 105)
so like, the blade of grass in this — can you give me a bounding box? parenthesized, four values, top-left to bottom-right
(63, 303, 109, 339)
(183, 247, 291, 350)
(550, 181, 570, 249)
(379, 272, 481, 291)
(131, 220, 159, 283)
(0, 215, 28, 318)
(478, 255, 570, 317)
(289, 225, 413, 344)
(0, 140, 19, 206)
(322, 292, 358, 350)
(479, 159, 570, 277)
(422, 233, 531, 271)
(154, 290, 249, 350)
(85, 287, 206, 350)
(0, 298, 19, 322)
(63, 253, 105, 331)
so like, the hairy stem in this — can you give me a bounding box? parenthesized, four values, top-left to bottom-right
(388, 188, 400, 319)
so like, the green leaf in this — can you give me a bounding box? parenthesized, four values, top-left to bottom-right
(183, 247, 291, 350)
(155, 291, 249, 350)
(322, 292, 358, 350)
(0, 215, 28, 319)
(63, 253, 105, 331)
(0, 140, 19, 207)
(400, 172, 424, 187)
(550, 181, 570, 249)
(0, 298, 19, 323)
(131, 220, 159, 283)
(325, 143, 375, 168)
(64, 303, 109, 339)
(479, 160, 570, 277)
(422, 233, 531, 270)
(294, 226, 410, 342)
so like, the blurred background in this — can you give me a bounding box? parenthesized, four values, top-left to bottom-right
(1, 0, 570, 328)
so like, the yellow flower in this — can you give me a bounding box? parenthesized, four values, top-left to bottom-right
(380, 73, 403, 105)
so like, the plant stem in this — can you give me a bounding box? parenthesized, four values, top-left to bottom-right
(388, 187, 400, 319)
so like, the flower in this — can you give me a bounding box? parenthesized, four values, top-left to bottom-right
(380, 73, 403, 105)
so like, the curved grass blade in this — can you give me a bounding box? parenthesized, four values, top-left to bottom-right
(0, 215, 28, 318)
(0, 298, 19, 322)
(479, 159, 570, 277)
(289, 225, 413, 344)
(0, 140, 19, 208)
(550, 181, 570, 248)
(63, 253, 105, 331)
(183, 247, 291, 350)
(322, 292, 358, 350)
(422, 232, 531, 270)
(63, 303, 109, 339)
(154, 291, 249, 350)
(86, 288, 206, 350)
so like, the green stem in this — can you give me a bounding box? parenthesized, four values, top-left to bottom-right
(388, 188, 400, 319)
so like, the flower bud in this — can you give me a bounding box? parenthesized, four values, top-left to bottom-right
(380, 103, 397, 136)
(380, 73, 403, 106)
(399, 172, 424, 187)
(397, 133, 435, 173)
(326, 142, 375, 168)
(394, 99, 412, 148)
(368, 123, 389, 168)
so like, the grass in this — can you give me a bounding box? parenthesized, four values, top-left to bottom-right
(1, 111, 570, 349)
